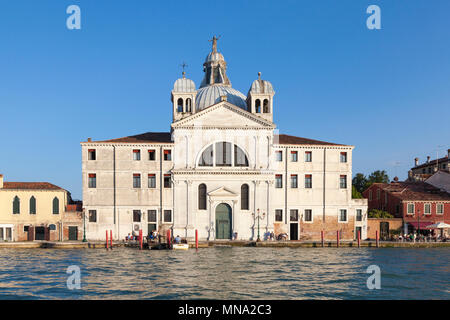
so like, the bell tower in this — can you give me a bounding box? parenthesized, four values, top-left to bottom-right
(171, 71, 197, 122)
(247, 72, 275, 123)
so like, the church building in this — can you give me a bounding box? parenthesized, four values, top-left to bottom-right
(81, 38, 368, 241)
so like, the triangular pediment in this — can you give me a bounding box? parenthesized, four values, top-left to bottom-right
(208, 186, 238, 198)
(171, 101, 275, 129)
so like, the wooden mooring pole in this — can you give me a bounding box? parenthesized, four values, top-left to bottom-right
(376, 230, 379, 248)
(321, 230, 324, 247)
(106, 230, 109, 250)
(195, 229, 198, 250)
(336, 231, 340, 248)
(110, 230, 113, 250)
(357, 230, 361, 248)
(139, 229, 143, 250)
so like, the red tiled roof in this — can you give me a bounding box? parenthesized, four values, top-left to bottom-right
(375, 181, 450, 201)
(2, 182, 65, 191)
(275, 134, 348, 146)
(90, 132, 173, 144)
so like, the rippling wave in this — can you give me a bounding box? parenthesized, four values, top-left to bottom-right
(0, 247, 448, 299)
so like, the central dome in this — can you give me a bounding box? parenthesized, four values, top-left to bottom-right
(196, 85, 247, 111)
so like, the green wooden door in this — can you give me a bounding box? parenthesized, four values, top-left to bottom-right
(215, 203, 232, 239)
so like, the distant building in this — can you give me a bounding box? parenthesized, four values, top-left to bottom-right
(408, 149, 450, 181)
(81, 39, 368, 242)
(0, 174, 82, 241)
(363, 179, 450, 234)
(425, 170, 450, 194)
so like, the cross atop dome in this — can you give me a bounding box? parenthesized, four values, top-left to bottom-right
(208, 35, 221, 53)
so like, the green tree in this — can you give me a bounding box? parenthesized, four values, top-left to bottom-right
(352, 185, 363, 199)
(367, 170, 389, 187)
(368, 209, 393, 219)
(352, 173, 368, 194)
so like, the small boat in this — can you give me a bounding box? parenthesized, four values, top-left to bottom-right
(172, 243, 189, 250)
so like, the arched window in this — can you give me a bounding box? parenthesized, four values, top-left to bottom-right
(235, 145, 249, 167)
(13, 196, 20, 214)
(199, 145, 213, 166)
(29, 196, 36, 215)
(241, 184, 249, 210)
(177, 98, 183, 112)
(186, 98, 192, 112)
(198, 142, 249, 167)
(216, 142, 232, 166)
(52, 197, 59, 214)
(198, 184, 207, 210)
(263, 99, 269, 113)
(255, 99, 261, 113)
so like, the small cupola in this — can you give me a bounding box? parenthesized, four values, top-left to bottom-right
(171, 70, 197, 122)
(247, 72, 275, 122)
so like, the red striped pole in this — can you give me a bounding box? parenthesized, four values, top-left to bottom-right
(195, 229, 198, 250)
(336, 231, 340, 248)
(139, 229, 143, 250)
(106, 230, 109, 250)
(376, 230, 379, 248)
(110, 230, 113, 250)
(321, 230, 324, 247)
(357, 230, 360, 248)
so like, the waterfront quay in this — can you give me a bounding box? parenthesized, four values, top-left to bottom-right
(1, 240, 449, 249)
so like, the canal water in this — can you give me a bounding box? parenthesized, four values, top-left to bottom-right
(0, 247, 448, 299)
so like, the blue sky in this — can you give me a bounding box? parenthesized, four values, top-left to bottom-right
(0, 0, 449, 199)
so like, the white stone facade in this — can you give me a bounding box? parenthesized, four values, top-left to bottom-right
(81, 43, 367, 241)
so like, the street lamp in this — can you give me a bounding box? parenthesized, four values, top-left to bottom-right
(82, 209, 87, 242)
(252, 209, 266, 242)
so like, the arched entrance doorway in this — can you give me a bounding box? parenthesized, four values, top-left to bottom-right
(215, 203, 232, 239)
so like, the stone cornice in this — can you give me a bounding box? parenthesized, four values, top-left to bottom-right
(274, 144, 354, 150)
(80, 143, 174, 147)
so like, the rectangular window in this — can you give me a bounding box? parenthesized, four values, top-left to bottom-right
(290, 209, 298, 221)
(369, 190, 373, 201)
(339, 209, 347, 222)
(133, 210, 141, 222)
(356, 209, 362, 221)
(148, 149, 156, 161)
(304, 209, 312, 222)
(88, 149, 96, 160)
(148, 174, 156, 188)
(275, 175, 283, 188)
(376, 189, 380, 200)
(89, 210, 97, 222)
(291, 151, 298, 162)
(385, 193, 388, 204)
(133, 174, 141, 188)
(407, 203, 415, 215)
(164, 150, 172, 161)
(148, 210, 157, 223)
(133, 149, 141, 161)
(88, 173, 96, 188)
(340, 152, 347, 163)
(424, 203, 431, 215)
(164, 210, 172, 222)
(305, 151, 312, 162)
(436, 203, 444, 215)
(275, 209, 283, 222)
(164, 174, 171, 188)
(305, 174, 312, 188)
(340, 175, 347, 189)
(275, 151, 283, 161)
(290, 175, 298, 188)
(24, 226, 29, 232)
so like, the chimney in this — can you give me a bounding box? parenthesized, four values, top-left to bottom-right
(87, 138, 92, 142)
(427, 156, 430, 163)
(393, 176, 399, 182)
(0, 174, 3, 189)
(414, 157, 419, 166)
